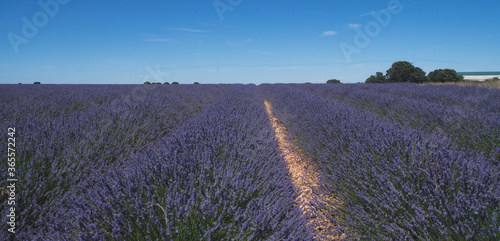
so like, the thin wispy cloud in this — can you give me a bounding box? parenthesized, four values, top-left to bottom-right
(195, 21, 226, 28)
(348, 23, 362, 29)
(42, 66, 54, 69)
(249, 50, 276, 55)
(322, 31, 338, 36)
(360, 10, 377, 17)
(166, 28, 208, 33)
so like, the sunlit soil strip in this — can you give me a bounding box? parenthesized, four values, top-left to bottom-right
(264, 100, 342, 240)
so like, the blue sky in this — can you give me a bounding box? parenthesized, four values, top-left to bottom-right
(1, 0, 499, 84)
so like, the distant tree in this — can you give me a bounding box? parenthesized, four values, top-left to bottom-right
(153, 82, 162, 84)
(18, 83, 22, 84)
(194, 82, 200, 84)
(365, 72, 388, 83)
(428, 69, 464, 83)
(172, 81, 179, 85)
(34, 81, 41, 84)
(326, 79, 341, 84)
(305, 82, 312, 84)
(163, 82, 170, 84)
(386, 61, 427, 83)
(143, 81, 151, 84)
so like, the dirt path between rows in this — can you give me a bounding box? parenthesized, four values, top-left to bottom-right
(264, 100, 343, 240)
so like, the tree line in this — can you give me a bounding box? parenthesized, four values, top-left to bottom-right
(365, 61, 464, 83)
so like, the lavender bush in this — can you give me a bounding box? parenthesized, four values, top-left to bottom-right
(1, 83, 498, 240)
(293, 83, 500, 163)
(0, 84, 231, 239)
(48, 85, 312, 240)
(261, 84, 500, 240)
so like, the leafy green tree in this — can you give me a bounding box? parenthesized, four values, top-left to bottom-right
(386, 61, 427, 83)
(326, 79, 341, 84)
(34, 81, 41, 84)
(365, 72, 388, 83)
(163, 82, 170, 84)
(194, 82, 200, 84)
(172, 81, 179, 85)
(428, 69, 464, 82)
(143, 81, 151, 84)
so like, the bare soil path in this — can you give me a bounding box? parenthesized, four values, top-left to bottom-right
(264, 100, 343, 240)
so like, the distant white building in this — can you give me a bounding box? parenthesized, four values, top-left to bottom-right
(458, 72, 500, 81)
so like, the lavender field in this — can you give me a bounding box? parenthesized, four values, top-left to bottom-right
(1, 83, 499, 240)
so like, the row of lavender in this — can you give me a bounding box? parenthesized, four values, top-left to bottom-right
(0, 84, 232, 239)
(260, 84, 499, 240)
(293, 83, 500, 163)
(1, 85, 313, 239)
(41, 85, 311, 240)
